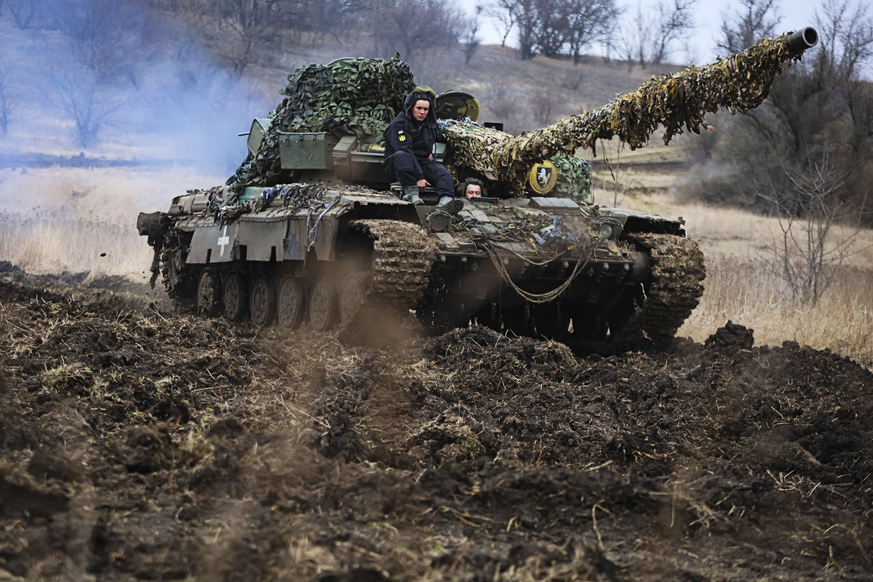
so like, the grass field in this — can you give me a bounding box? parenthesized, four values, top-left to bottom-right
(594, 160, 873, 368)
(0, 166, 225, 284)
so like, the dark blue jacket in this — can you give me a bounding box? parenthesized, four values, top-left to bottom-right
(383, 92, 439, 180)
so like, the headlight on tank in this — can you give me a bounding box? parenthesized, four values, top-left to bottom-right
(596, 218, 623, 240)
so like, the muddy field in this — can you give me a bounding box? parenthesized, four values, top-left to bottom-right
(0, 267, 871, 581)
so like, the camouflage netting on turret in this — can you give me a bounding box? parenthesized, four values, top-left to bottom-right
(442, 32, 809, 195)
(227, 55, 415, 191)
(550, 154, 591, 204)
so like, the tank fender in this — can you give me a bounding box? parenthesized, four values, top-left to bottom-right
(136, 211, 162, 237)
(598, 207, 686, 236)
(285, 220, 307, 260)
(188, 222, 239, 264)
(136, 212, 166, 248)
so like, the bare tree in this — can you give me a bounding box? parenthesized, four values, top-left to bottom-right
(47, 0, 156, 83)
(615, 2, 654, 70)
(368, 0, 465, 65)
(211, 0, 289, 77)
(616, 0, 694, 69)
(462, 5, 483, 65)
(650, 0, 695, 64)
(718, 0, 781, 54)
(760, 149, 866, 304)
(297, 0, 365, 44)
(512, 0, 540, 60)
(490, 0, 618, 61)
(40, 0, 146, 147)
(47, 62, 124, 148)
(0, 57, 20, 135)
(6, 0, 45, 29)
(486, 0, 518, 47)
(531, 0, 568, 58)
(562, 0, 620, 65)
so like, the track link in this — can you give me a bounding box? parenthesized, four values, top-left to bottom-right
(616, 232, 706, 349)
(337, 219, 435, 345)
(159, 225, 196, 310)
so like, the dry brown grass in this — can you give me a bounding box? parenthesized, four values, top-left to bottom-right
(590, 150, 873, 367)
(680, 256, 873, 366)
(647, 196, 873, 367)
(0, 166, 224, 279)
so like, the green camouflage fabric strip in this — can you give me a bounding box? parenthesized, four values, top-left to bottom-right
(442, 32, 808, 195)
(228, 55, 415, 191)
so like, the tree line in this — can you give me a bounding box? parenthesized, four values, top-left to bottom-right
(682, 0, 873, 300)
(0, 0, 702, 147)
(0, 0, 870, 212)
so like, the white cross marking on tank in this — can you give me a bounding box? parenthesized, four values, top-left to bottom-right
(217, 226, 230, 257)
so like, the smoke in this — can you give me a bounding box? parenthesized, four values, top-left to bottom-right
(0, 0, 273, 180)
(0, 1, 278, 276)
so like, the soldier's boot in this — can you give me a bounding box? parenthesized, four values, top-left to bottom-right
(403, 186, 423, 205)
(437, 196, 463, 215)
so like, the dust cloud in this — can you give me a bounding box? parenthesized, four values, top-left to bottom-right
(0, 1, 273, 276)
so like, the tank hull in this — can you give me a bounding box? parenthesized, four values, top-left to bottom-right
(139, 185, 704, 352)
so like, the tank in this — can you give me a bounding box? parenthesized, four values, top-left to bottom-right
(137, 28, 818, 351)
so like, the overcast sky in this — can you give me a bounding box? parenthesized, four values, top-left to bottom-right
(688, 0, 820, 61)
(479, 0, 823, 65)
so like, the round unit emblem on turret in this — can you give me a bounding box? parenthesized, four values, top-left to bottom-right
(528, 161, 557, 194)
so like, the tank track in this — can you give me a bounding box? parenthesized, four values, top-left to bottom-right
(159, 225, 196, 310)
(337, 219, 435, 345)
(615, 232, 706, 349)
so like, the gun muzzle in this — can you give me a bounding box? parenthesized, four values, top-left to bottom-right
(786, 27, 818, 54)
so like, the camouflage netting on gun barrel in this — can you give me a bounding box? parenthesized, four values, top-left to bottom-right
(442, 32, 809, 195)
(227, 56, 415, 191)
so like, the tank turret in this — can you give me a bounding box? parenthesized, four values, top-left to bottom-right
(138, 29, 817, 352)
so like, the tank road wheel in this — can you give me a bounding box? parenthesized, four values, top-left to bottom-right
(250, 274, 275, 328)
(222, 271, 248, 323)
(276, 275, 305, 331)
(309, 277, 338, 332)
(339, 273, 369, 325)
(196, 268, 221, 317)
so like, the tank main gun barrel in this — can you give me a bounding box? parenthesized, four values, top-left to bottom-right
(786, 27, 819, 54)
(442, 28, 819, 193)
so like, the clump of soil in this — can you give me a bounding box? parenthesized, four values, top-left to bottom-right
(0, 272, 871, 581)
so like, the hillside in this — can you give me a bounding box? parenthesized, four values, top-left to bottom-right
(0, 13, 681, 169)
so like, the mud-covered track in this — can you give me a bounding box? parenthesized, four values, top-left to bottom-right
(619, 232, 706, 348)
(338, 219, 435, 344)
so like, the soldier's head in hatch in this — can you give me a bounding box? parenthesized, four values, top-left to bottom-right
(458, 178, 486, 199)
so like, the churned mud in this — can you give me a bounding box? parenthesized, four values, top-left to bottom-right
(0, 269, 871, 581)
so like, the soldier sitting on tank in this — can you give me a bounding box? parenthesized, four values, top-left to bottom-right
(383, 86, 460, 212)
